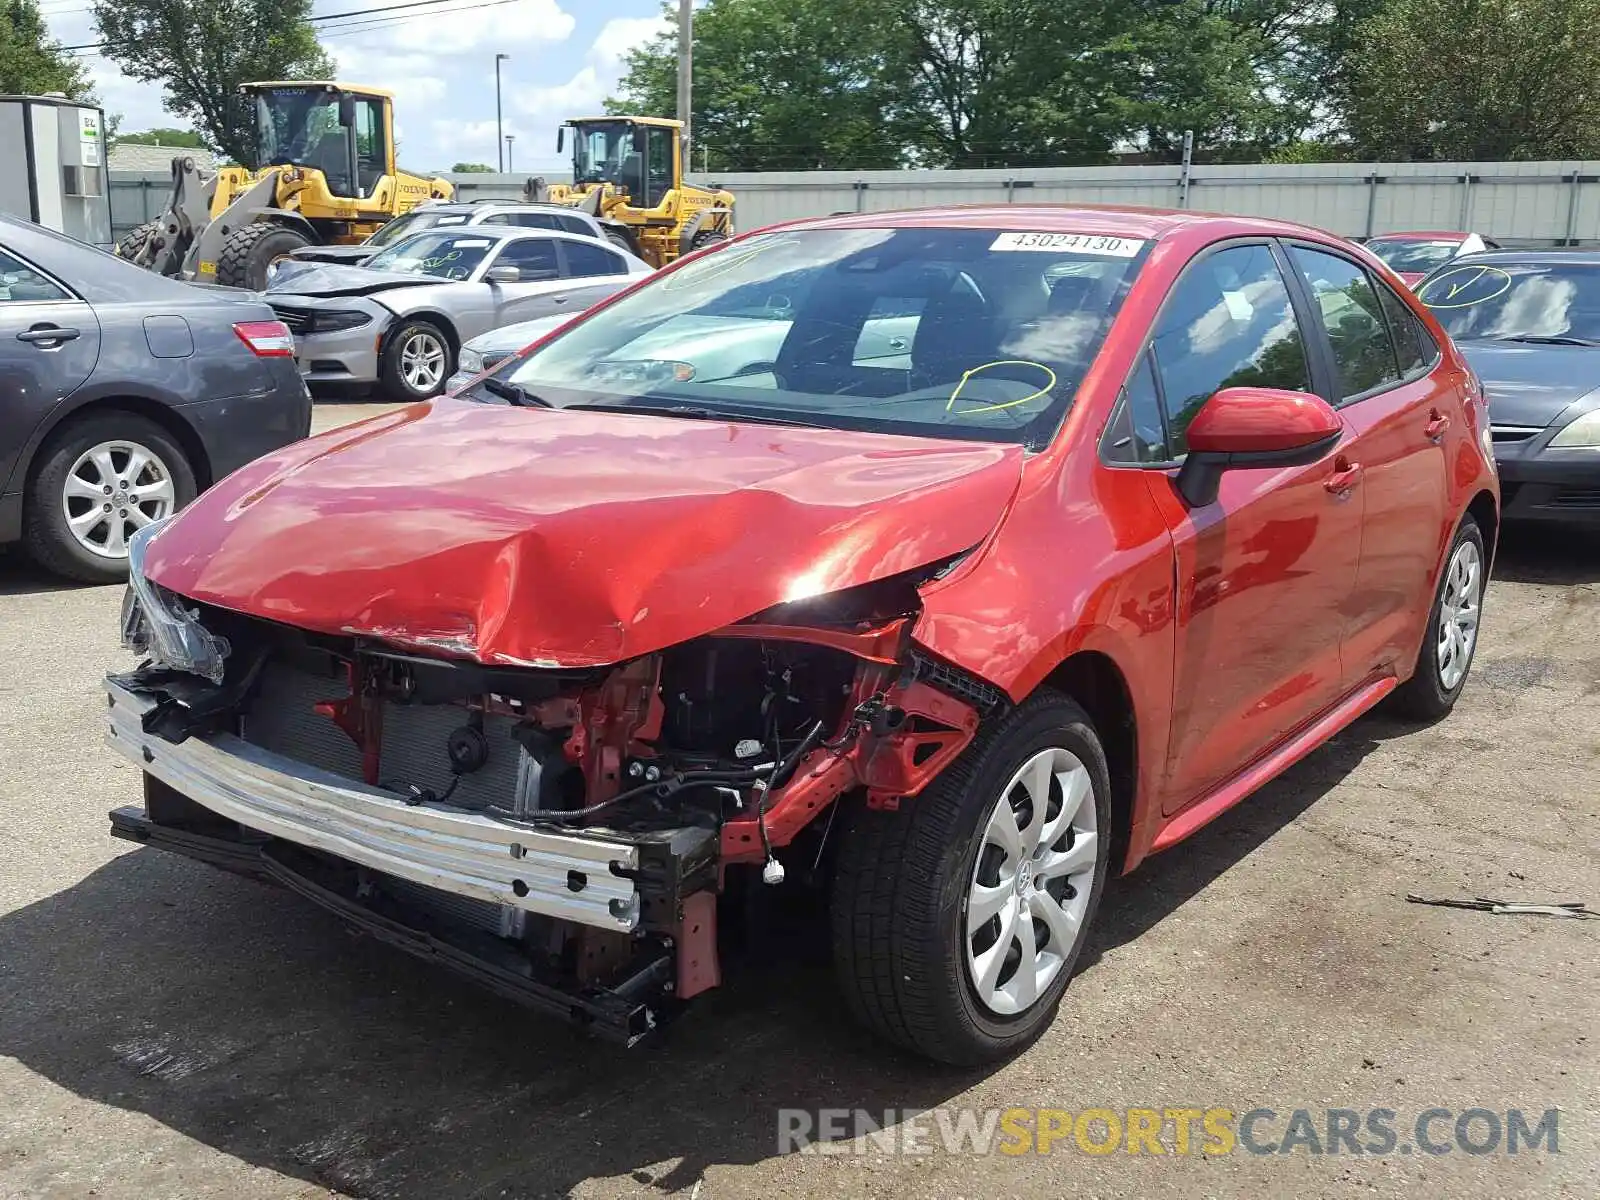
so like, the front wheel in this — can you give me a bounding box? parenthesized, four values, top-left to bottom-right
(216, 222, 315, 290)
(1392, 514, 1486, 720)
(378, 320, 453, 401)
(830, 692, 1111, 1064)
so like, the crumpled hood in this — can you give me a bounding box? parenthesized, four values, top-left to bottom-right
(142, 398, 1024, 667)
(1457, 341, 1600, 426)
(265, 263, 438, 299)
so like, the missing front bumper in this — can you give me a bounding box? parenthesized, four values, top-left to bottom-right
(106, 677, 645, 932)
(108, 806, 672, 1044)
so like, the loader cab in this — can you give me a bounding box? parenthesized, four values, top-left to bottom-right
(560, 117, 680, 209)
(243, 82, 393, 199)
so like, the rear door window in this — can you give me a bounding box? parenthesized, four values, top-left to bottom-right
(1148, 243, 1311, 455)
(561, 240, 628, 278)
(1289, 246, 1400, 400)
(1376, 282, 1433, 375)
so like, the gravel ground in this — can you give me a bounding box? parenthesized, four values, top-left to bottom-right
(0, 404, 1596, 1198)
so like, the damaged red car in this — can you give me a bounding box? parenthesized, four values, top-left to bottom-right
(108, 207, 1498, 1064)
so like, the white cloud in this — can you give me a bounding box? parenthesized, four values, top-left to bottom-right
(43, 0, 674, 173)
(509, 13, 671, 163)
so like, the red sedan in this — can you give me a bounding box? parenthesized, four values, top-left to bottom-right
(1365, 230, 1498, 287)
(110, 206, 1498, 1064)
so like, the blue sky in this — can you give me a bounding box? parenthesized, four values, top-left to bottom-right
(43, 0, 672, 173)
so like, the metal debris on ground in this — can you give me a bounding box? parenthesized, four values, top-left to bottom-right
(1405, 894, 1595, 918)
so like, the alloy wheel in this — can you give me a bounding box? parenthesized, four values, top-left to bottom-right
(61, 439, 176, 560)
(965, 746, 1099, 1016)
(400, 330, 446, 393)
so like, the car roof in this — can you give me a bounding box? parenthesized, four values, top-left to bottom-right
(0, 212, 257, 308)
(1440, 248, 1600, 267)
(421, 201, 596, 219)
(381, 225, 627, 252)
(1368, 231, 1473, 241)
(768, 203, 1371, 246)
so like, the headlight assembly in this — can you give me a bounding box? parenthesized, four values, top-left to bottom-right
(314, 309, 373, 333)
(458, 347, 485, 375)
(1549, 409, 1600, 448)
(120, 517, 231, 683)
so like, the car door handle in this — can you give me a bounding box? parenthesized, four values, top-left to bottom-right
(550, 296, 570, 304)
(1324, 457, 1363, 496)
(17, 325, 80, 345)
(1425, 411, 1451, 441)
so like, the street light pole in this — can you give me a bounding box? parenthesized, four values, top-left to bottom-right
(505, 134, 515, 173)
(676, 0, 692, 159)
(495, 53, 510, 172)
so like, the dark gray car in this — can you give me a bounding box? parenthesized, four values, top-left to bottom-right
(0, 214, 311, 583)
(1417, 251, 1600, 526)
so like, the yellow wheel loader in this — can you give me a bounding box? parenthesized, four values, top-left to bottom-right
(528, 116, 734, 268)
(118, 82, 453, 290)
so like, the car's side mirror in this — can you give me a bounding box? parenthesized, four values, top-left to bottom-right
(485, 265, 521, 284)
(1175, 386, 1342, 508)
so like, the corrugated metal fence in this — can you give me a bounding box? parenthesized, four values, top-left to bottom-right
(110, 161, 1600, 245)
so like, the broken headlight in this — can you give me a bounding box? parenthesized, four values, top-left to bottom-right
(120, 516, 231, 684)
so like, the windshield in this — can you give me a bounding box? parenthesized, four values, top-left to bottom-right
(367, 209, 470, 248)
(1367, 237, 1462, 274)
(571, 120, 637, 186)
(1419, 261, 1600, 342)
(365, 232, 496, 280)
(483, 227, 1147, 445)
(252, 87, 349, 182)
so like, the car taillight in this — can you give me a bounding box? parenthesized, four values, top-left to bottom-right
(233, 320, 295, 357)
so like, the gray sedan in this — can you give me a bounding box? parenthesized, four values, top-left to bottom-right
(0, 213, 311, 583)
(266, 227, 652, 400)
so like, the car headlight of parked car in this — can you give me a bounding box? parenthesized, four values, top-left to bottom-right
(1550, 409, 1600, 448)
(312, 310, 373, 333)
(120, 517, 231, 683)
(457, 347, 485, 375)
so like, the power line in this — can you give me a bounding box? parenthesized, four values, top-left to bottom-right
(61, 0, 519, 54)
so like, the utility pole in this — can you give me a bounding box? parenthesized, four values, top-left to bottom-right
(676, 0, 692, 158)
(505, 134, 515, 173)
(495, 53, 510, 172)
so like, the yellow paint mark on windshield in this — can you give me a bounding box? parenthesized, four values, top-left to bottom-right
(1418, 265, 1512, 309)
(946, 360, 1057, 415)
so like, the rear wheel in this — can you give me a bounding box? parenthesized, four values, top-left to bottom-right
(216, 222, 315, 290)
(1392, 514, 1486, 720)
(24, 412, 196, 584)
(604, 230, 637, 256)
(378, 319, 453, 401)
(830, 692, 1111, 1064)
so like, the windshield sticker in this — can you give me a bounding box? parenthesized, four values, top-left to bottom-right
(991, 232, 1144, 257)
(946, 360, 1058, 415)
(1418, 265, 1512, 309)
(451, 239, 492, 249)
(1221, 290, 1254, 322)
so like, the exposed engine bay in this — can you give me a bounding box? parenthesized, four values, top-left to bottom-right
(111, 574, 1003, 1043)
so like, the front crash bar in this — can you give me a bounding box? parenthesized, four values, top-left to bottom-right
(105, 678, 642, 932)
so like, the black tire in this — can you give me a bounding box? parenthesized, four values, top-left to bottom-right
(116, 220, 160, 264)
(23, 412, 197, 585)
(830, 691, 1112, 1064)
(378, 319, 454, 402)
(690, 229, 730, 251)
(603, 230, 639, 258)
(216, 222, 315, 290)
(1391, 514, 1486, 720)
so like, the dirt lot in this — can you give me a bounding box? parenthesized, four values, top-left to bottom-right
(1, 404, 1596, 1198)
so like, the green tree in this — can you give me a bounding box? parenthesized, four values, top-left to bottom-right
(0, 0, 95, 98)
(115, 125, 208, 148)
(90, 0, 334, 163)
(610, 0, 911, 170)
(1348, 0, 1600, 159)
(451, 161, 494, 172)
(610, 0, 1323, 169)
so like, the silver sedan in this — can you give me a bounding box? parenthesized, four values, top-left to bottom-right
(264, 227, 651, 400)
